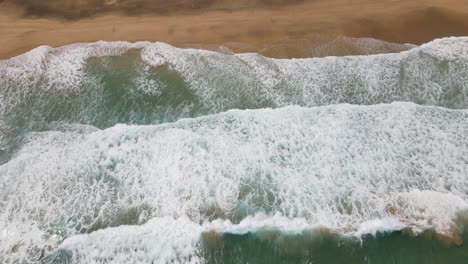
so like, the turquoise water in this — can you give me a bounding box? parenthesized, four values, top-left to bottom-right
(202, 230, 468, 264)
(0, 38, 467, 263)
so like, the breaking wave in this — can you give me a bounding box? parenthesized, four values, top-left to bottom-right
(1, 37, 468, 263)
(1, 103, 468, 263)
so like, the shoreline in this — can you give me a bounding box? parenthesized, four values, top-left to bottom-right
(1, 0, 468, 59)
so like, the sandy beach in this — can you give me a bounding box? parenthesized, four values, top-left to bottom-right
(1, 0, 468, 59)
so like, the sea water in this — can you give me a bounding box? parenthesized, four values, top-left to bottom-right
(0, 37, 467, 263)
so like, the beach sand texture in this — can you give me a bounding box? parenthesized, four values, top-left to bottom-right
(1, 0, 468, 56)
(1, 0, 468, 59)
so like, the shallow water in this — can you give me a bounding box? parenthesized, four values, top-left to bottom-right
(1, 37, 467, 263)
(202, 230, 468, 264)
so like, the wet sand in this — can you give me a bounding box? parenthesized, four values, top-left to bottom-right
(1, 0, 468, 59)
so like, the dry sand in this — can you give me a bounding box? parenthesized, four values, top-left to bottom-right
(1, 0, 468, 59)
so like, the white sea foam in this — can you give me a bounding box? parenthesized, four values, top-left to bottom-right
(1, 103, 467, 263)
(355, 218, 406, 237)
(420, 37, 468, 60)
(51, 213, 393, 264)
(1, 37, 468, 263)
(1, 37, 467, 119)
(57, 217, 204, 264)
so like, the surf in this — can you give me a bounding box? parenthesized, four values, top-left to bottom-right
(0, 37, 467, 263)
(1, 103, 467, 263)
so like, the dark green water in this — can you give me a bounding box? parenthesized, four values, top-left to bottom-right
(202, 230, 468, 264)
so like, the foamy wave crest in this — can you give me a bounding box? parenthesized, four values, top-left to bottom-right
(1, 103, 467, 263)
(2, 37, 467, 164)
(1, 37, 467, 124)
(49, 217, 204, 264)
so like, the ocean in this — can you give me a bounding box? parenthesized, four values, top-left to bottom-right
(0, 37, 467, 263)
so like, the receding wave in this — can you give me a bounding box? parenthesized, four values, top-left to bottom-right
(1, 103, 467, 263)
